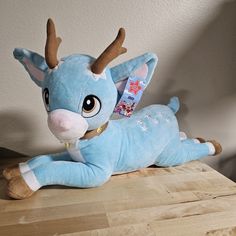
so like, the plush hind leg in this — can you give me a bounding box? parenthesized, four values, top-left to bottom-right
(181, 137, 221, 153)
(156, 136, 222, 167)
(3, 152, 72, 180)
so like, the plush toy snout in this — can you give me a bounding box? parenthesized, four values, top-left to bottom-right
(48, 109, 88, 142)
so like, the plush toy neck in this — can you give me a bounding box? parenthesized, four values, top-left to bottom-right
(81, 122, 108, 140)
(64, 122, 108, 148)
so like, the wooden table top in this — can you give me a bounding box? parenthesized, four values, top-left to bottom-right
(0, 149, 236, 236)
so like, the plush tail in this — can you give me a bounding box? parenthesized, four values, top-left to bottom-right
(167, 96, 180, 114)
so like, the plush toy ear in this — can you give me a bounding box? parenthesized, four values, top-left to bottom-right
(110, 52, 158, 84)
(111, 53, 158, 117)
(13, 48, 48, 87)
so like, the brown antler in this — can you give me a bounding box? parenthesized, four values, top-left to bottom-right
(91, 28, 127, 74)
(45, 18, 62, 69)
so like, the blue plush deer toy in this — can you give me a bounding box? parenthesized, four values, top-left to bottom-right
(4, 19, 222, 199)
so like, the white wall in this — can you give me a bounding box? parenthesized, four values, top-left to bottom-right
(0, 0, 235, 179)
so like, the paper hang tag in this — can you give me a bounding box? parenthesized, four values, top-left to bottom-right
(114, 75, 146, 117)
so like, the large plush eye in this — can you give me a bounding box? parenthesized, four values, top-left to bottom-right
(43, 88, 50, 112)
(82, 95, 101, 118)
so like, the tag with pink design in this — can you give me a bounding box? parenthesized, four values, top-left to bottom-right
(114, 64, 148, 117)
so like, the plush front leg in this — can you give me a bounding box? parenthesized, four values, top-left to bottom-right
(3, 152, 72, 181)
(34, 161, 112, 188)
(7, 161, 112, 199)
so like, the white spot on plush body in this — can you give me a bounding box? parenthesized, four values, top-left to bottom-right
(21, 169, 42, 191)
(92, 70, 107, 80)
(67, 142, 85, 162)
(86, 66, 107, 81)
(145, 114, 159, 124)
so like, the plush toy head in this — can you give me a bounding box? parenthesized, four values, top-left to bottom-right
(14, 19, 157, 143)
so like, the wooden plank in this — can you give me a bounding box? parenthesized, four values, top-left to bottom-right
(206, 226, 236, 235)
(150, 210, 236, 236)
(0, 213, 109, 236)
(107, 195, 236, 227)
(0, 201, 106, 227)
(62, 210, 236, 236)
(60, 223, 156, 236)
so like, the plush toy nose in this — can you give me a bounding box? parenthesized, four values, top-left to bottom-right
(48, 113, 72, 132)
(47, 109, 89, 142)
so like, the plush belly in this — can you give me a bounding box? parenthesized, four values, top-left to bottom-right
(113, 104, 179, 172)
